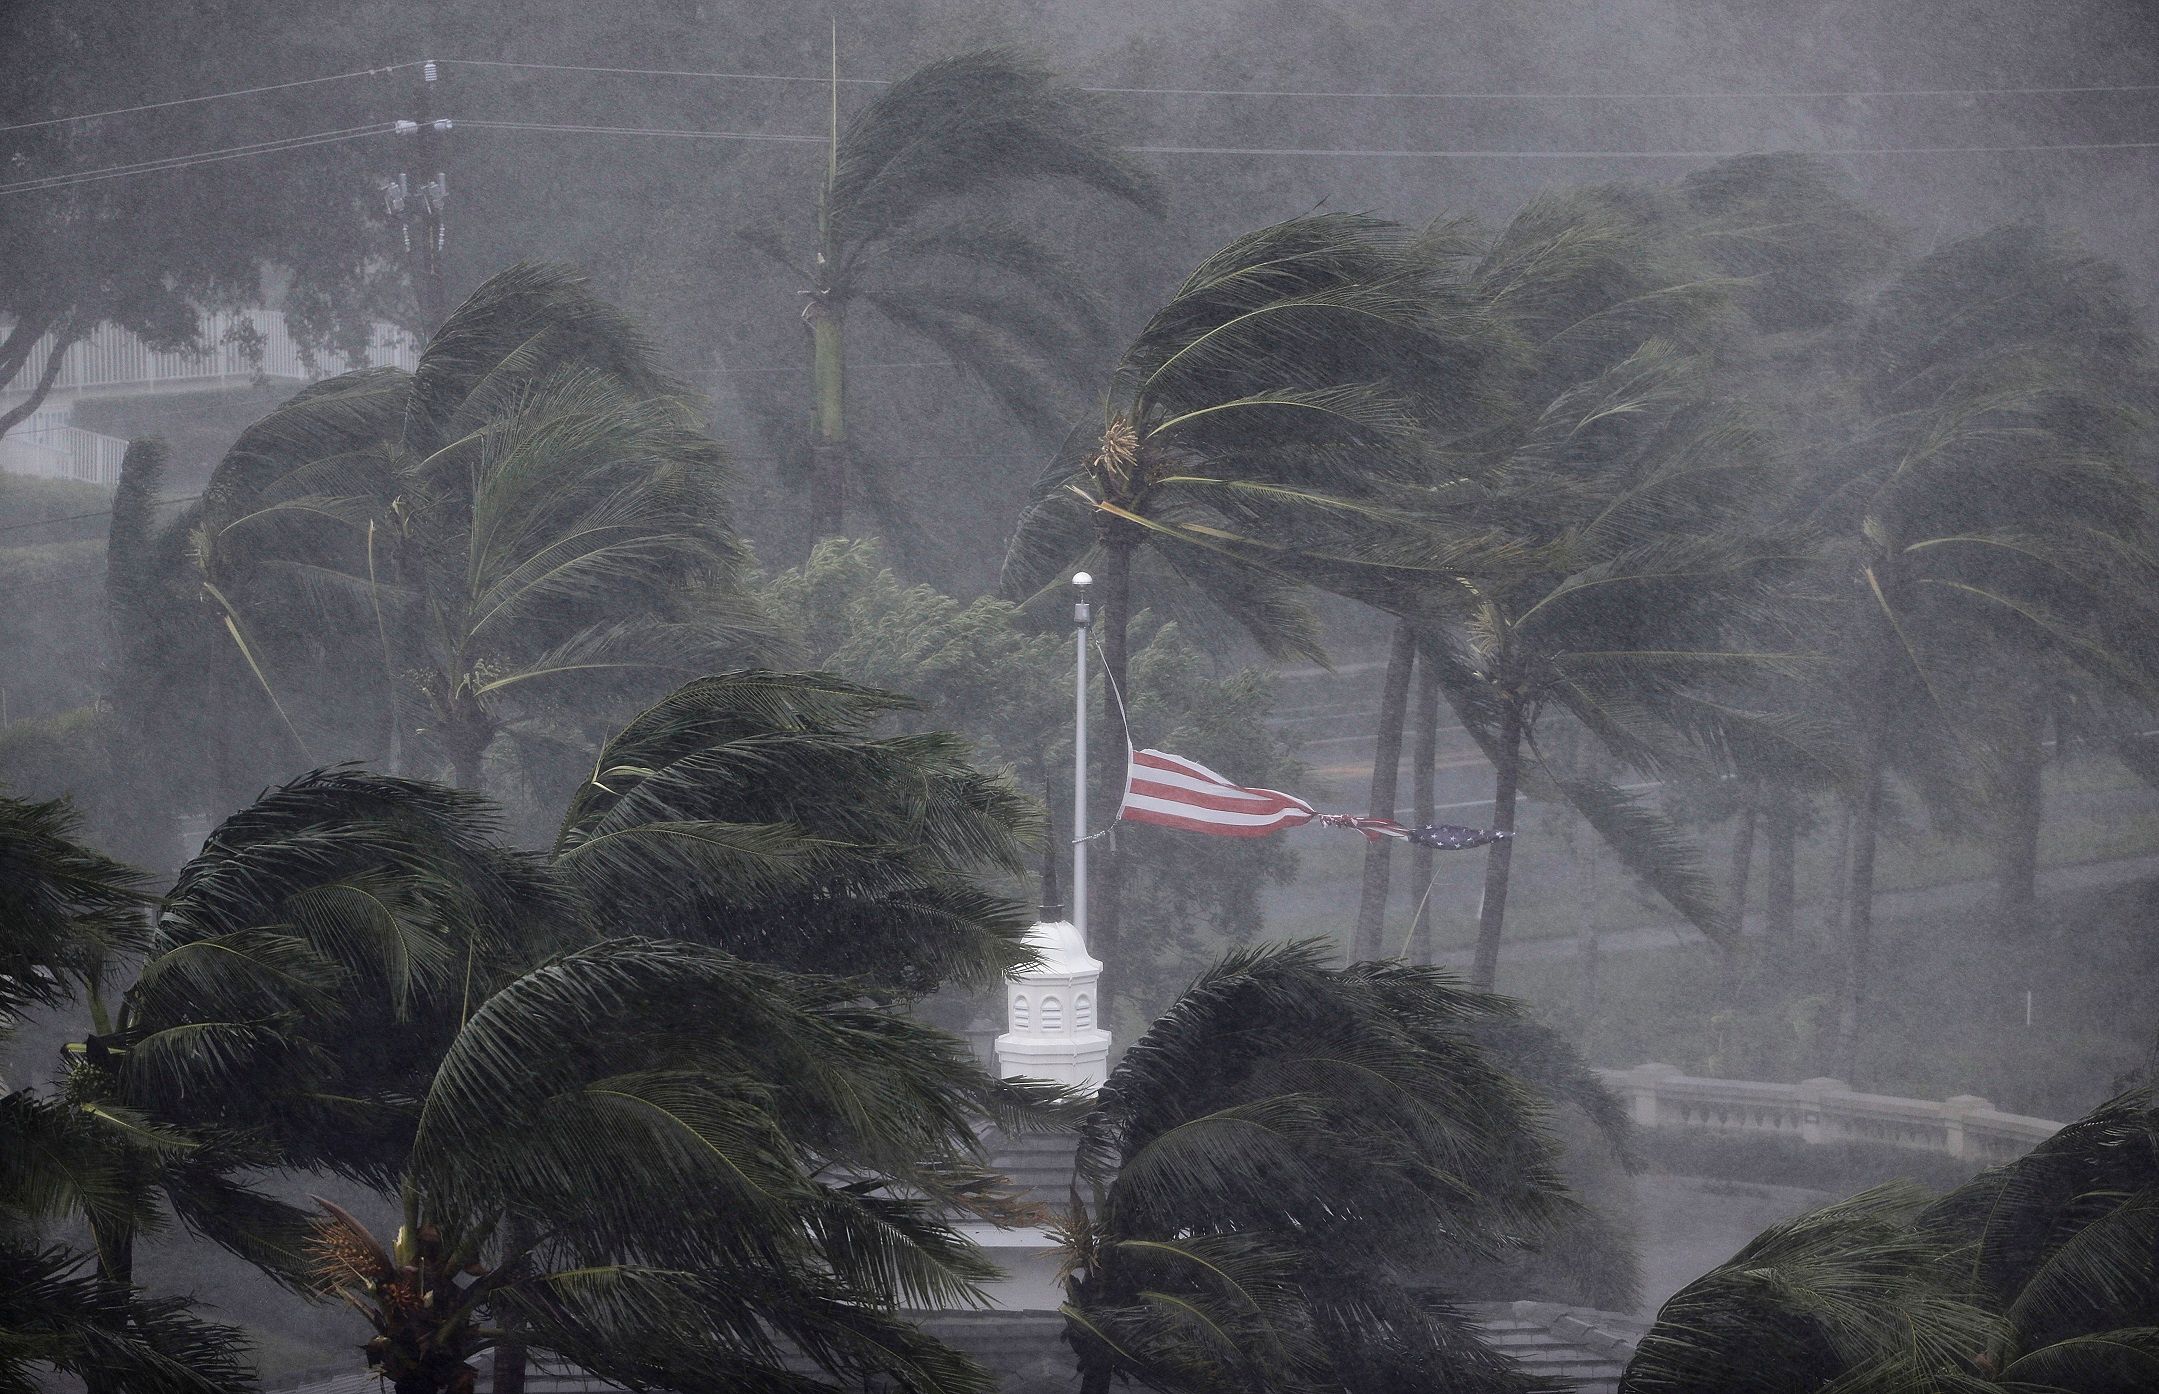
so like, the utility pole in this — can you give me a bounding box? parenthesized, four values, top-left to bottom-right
(384, 61, 451, 333)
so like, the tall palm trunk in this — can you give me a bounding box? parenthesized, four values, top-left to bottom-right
(84, 1162, 142, 1394)
(1469, 700, 1525, 991)
(1831, 723, 1887, 1083)
(1406, 632, 1442, 964)
(1719, 786, 1757, 1007)
(1353, 622, 1417, 960)
(491, 1215, 535, 1394)
(1762, 792, 1798, 943)
(804, 295, 848, 540)
(1993, 696, 2046, 938)
(1092, 530, 1138, 1021)
(1821, 803, 1852, 942)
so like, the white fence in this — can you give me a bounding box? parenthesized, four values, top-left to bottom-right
(1597, 1063, 2060, 1166)
(3, 310, 415, 402)
(0, 424, 132, 485)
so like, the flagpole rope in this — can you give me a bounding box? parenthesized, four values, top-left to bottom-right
(1084, 637, 1134, 850)
(1392, 871, 1437, 960)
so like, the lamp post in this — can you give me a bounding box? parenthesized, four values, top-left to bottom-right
(1072, 571, 1092, 950)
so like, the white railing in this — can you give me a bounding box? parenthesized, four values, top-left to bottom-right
(0, 424, 130, 485)
(1598, 1063, 2060, 1166)
(2, 311, 416, 401)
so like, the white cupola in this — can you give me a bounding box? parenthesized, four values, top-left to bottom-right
(994, 918, 1111, 1093)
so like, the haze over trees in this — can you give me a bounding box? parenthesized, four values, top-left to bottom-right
(8, 3, 2159, 1392)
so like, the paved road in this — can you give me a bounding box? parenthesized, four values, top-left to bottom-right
(1434, 850, 2159, 969)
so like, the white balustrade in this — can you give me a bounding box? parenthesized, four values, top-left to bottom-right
(1598, 1063, 2059, 1165)
(2, 311, 416, 402)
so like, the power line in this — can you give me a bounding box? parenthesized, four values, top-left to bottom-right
(16, 53, 2159, 139)
(441, 57, 886, 89)
(437, 56, 2159, 104)
(8, 105, 2158, 201)
(466, 120, 2159, 161)
(1, 64, 417, 134)
(0, 493, 203, 537)
(0, 124, 398, 196)
(1127, 137, 2159, 159)
(458, 118, 822, 145)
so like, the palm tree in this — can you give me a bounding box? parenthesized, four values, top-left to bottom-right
(743, 46, 1161, 540)
(59, 770, 563, 1295)
(53, 669, 1048, 1392)
(1814, 225, 2159, 1078)
(1004, 213, 1498, 1002)
(308, 935, 1043, 1394)
(550, 669, 1040, 994)
(1408, 339, 1809, 989)
(0, 793, 250, 1394)
(1622, 1089, 2159, 1393)
(187, 262, 761, 790)
(1057, 941, 1627, 1394)
(1345, 183, 1744, 960)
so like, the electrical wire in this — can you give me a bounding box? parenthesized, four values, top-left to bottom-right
(0, 494, 203, 536)
(1, 64, 417, 133)
(437, 56, 2159, 103)
(456, 118, 821, 144)
(0, 124, 398, 196)
(1127, 137, 2159, 159)
(465, 120, 2159, 161)
(16, 53, 2159, 136)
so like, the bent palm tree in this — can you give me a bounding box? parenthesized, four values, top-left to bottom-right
(1436, 340, 1811, 988)
(41, 667, 1050, 1393)
(552, 669, 1039, 993)
(0, 795, 248, 1394)
(1058, 941, 1625, 1394)
(311, 936, 1042, 1394)
(1623, 1089, 2159, 1393)
(1005, 213, 1498, 1000)
(745, 47, 1161, 540)
(190, 263, 761, 789)
(1814, 224, 2159, 1077)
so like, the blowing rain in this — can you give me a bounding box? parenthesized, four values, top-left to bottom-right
(7, 3, 2159, 1392)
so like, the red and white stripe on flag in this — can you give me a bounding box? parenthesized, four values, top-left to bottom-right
(1118, 748, 1318, 838)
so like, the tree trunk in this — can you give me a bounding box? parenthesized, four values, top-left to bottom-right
(1821, 803, 1853, 943)
(1092, 531, 1138, 1023)
(1763, 792, 1798, 944)
(1469, 701, 1525, 991)
(804, 296, 847, 540)
(1576, 844, 1602, 1026)
(1831, 742, 1886, 1083)
(448, 727, 487, 792)
(1406, 630, 1442, 964)
(491, 1214, 534, 1394)
(84, 1195, 138, 1394)
(0, 311, 78, 438)
(1353, 621, 1417, 961)
(1719, 787, 1758, 1007)
(492, 1339, 528, 1394)
(1993, 697, 2046, 938)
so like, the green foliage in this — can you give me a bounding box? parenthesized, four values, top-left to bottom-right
(3, 663, 1049, 1394)
(186, 262, 763, 789)
(0, 793, 255, 1394)
(1623, 1090, 2159, 1393)
(554, 668, 1040, 993)
(758, 47, 1162, 537)
(0, 791, 145, 1030)
(1062, 942, 1626, 1394)
(762, 539, 1302, 1020)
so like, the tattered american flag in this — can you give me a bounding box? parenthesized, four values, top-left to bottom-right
(1118, 748, 1512, 848)
(1119, 748, 1319, 837)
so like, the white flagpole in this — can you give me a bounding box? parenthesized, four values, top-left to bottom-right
(1072, 572, 1093, 945)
